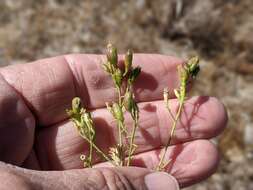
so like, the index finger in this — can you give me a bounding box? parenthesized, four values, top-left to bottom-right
(0, 54, 183, 126)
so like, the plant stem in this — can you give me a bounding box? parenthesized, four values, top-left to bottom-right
(81, 134, 115, 166)
(116, 87, 123, 147)
(88, 133, 93, 167)
(127, 117, 138, 166)
(116, 86, 126, 166)
(165, 103, 176, 122)
(156, 100, 184, 171)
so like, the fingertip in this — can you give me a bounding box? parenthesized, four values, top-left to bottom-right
(184, 96, 228, 138)
(204, 97, 228, 137)
(144, 172, 180, 190)
(175, 140, 220, 187)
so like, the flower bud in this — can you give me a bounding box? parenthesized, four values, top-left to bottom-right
(72, 97, 82, 114)
(123, 90, 134, 112)
(123, 90, 138, 119)
(112, 68, 123, 88)
(106, 43, 118, 67)
(124, 49, 133, 76)
(112, 103, 124, 122)
(187, 56, 200, 78)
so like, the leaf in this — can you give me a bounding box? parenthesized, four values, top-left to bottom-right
(128, 66, 141, 84)
(174, 89, 180, 100)
(102, 62, 111, 74)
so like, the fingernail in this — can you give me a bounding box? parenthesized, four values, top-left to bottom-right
(144, 172, 180, 190)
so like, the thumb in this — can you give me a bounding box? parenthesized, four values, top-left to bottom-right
(111, 167, 180, 190)
(0, 162, 179, 190)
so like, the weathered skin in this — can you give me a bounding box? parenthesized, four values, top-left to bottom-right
(0, 54, 227, 189)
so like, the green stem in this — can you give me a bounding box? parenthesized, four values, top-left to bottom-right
(81, 135, 115, 166)
(116, 86, 125, 166)
(88, 135, 93, 168)
(116, 87, 123, 149)
(156, 100, 184, 171)
(116, 87, 122, 105)
(118, 122, 122, 147)
(127, 117, 138, 166)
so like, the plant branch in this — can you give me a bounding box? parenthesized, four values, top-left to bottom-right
(127, 116, 138, 166)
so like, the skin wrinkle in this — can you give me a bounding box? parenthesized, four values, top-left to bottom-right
(86, 169, 104, 189)
(155, 101, 166, 148)
(55, 137, 84, 168)
(63, 171, 77, 190)
(101, 168, 130, 190)
(39, 63, 73, 125)
(83, 55, 112, 91)
(114, 170, 132, 190)
(137, 114, 160, 149)
(0, 56, 77, 126)
(84, 55, 116, 108)
(103, 169, 118, 190)
(94, 113, 119, 146)
(29, 62, 51, 116)
(63, 55, 79, 100)
(37, 124, 83, 169)
(65, 54, 96, 109)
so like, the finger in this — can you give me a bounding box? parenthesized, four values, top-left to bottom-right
(95, 139, 219, 188)
(35, 96, 227, 170)
(0, 74, 35, 166)
(0, 161, 179, 190)
(0, 54, 183, 126)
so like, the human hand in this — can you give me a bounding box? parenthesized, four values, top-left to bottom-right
(0, 54, 227, 189)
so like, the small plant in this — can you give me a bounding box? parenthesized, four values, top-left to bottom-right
(103, 43, 141, 166)
(67, 44, 200, 171)
(66, 97, 112, 167)
(156, 56, 200, 171)
(67, 44, 141, 167)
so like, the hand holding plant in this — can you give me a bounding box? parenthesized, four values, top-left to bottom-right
(67, 44, 202, 172)
(0, 51, 227, 189)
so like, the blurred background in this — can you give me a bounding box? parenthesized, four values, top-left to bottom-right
(0, 0, 252, 189)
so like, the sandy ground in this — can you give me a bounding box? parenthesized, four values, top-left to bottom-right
(0, 0, 252, 189)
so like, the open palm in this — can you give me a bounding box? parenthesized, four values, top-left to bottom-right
(0, 54, 227, 189)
